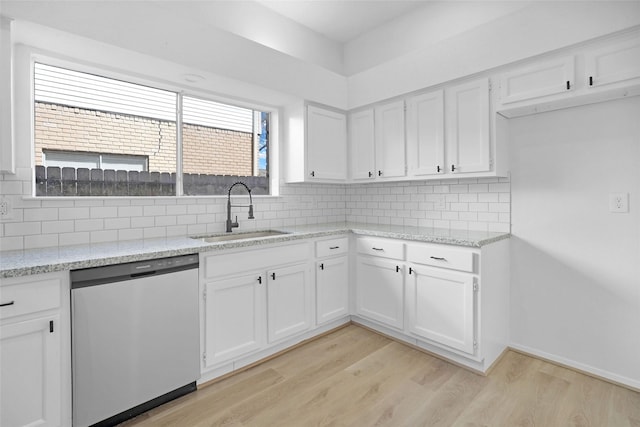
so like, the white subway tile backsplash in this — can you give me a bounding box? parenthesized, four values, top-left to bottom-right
(5, 222, 42, 236)
(42, 220, 74, 234)
(0, 179, 509, 250)
(90, 206, 118, 218)
(59, 232, 90, 246)
(24, 207, 58, 221)
(0, 236, 24, 251)
(59, 207, 90, 220)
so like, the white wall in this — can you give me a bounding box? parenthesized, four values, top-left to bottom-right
(348, 1, 640, 108)
(509, 96, 640, 388)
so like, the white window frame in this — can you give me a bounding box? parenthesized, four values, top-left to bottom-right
(21, 49, 279, 198)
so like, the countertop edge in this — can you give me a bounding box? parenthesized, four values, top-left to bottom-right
(0, 227, 510, 279)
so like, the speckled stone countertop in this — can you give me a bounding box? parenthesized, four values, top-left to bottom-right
(0, 222, 509, 279)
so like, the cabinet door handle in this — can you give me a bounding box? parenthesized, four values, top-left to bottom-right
(409, 267, 413, 275)
(50, 320, 54, 333)
(430, 256, 446, 261)
(310, 171, 315, 177)
(0, 300, 15, 307)
(368, 171, 373, 178)
(372, 247, 384, 251)
(257, 276, 262, 284)
(451, 164, 456, 172)
(320, 263, 324, 270)
(378, 170, 382, 177)
(566, 80, 571, 90)
(329, 246, 340, 250)
(271, 272, 276, 280)
(395, 265, 400, 273)
(589, 76, 593, 86)
(437, 165, 441, 173)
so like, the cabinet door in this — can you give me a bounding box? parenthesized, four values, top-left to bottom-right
(498, 56, 575, 104)
(446, 78, 491, 174)
(375, 100, 406, 178)
(349, 109, 375, 180)
(0, 17, 13, 173)
(307, 106, 347, 180)
(267, 263, 311, 343)
(406, 90, 445, 176)
(355, 256, 404, 329)
(316, 256, 349, 325)
(204, 273, 265, 367)
(585, 36, 640, 88)
(407, 265, 475, 354)
(1, 315, 61, 427)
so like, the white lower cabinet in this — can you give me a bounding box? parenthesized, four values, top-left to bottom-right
(0, 272, 69, 427)
(204, 272, 266, 367)
(1, 316, 61, 427)
(267, 263, 311, 343)
(406, 265, 475, 354)
(200, 242, 315, 375)
(316, 256, 349, 325)
(355, 256, 404, 330)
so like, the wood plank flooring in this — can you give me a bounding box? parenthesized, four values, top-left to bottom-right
(122, 325, 640, 427)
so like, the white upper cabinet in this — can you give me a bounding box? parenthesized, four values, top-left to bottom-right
(446, 78, 491, 174)
(349, 108, 375, 180)
(374, 100, 406, 179)
(406, 90, 445, 177)
(284, 103, 347, 183)
(497, 30, 640, 118)
(585, 35, 640, 88)
(306, 105, 347, 181)
(498, 56, 575, 104)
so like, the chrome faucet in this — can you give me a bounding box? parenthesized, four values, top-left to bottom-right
(226, 181, 254, 232)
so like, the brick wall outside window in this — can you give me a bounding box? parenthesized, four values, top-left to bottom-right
(34, 102, 255, 175)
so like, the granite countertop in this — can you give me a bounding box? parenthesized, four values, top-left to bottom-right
(0, 222, 509, 279)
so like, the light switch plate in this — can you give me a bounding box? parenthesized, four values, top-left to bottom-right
(609, 193, 629, 213)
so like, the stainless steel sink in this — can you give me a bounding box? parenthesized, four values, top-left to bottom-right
(194, 230, 290, 243)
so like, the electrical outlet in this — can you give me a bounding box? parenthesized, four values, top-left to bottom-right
(609, 193, 629, 213)
(0, 197, 13, 220)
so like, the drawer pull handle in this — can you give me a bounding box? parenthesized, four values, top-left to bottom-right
(430, 256, 446, 261)
(0, 300, 15, 307)
(372, 247, 384, 251)
(329, 246, 340, 249)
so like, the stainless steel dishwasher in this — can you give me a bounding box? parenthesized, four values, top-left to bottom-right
(70, 254, 200, 427)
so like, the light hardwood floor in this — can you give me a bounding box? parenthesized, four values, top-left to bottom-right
(123, 325, 640, 427)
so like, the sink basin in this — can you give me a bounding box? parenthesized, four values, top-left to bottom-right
(194, 230, 290, 243)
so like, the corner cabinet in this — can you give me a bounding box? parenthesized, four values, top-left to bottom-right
(349, 100, 406, 182)
(0, 272, 70, 427)
(349, 108, 376, 180)
(374, 100, 406, 179)
(284, 103, 347, 183)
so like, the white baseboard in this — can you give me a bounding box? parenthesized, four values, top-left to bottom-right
(509, 342, 640, 392)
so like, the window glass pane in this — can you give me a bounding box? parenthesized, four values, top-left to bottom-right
(182, 96, 269, 195)
(34, 63, 176, 196)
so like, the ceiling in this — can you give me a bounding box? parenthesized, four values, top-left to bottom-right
(256, 0, 429, 43)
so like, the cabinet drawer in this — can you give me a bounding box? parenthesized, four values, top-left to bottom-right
(203, 242, 310, 279)
(316, 237, 348, 258)
(357, 237, 404, 260)
(0, 278, 61, 320)
(407, 243, 476, 273)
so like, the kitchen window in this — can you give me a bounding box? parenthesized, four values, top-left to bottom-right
(33, 63, 270, 197)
